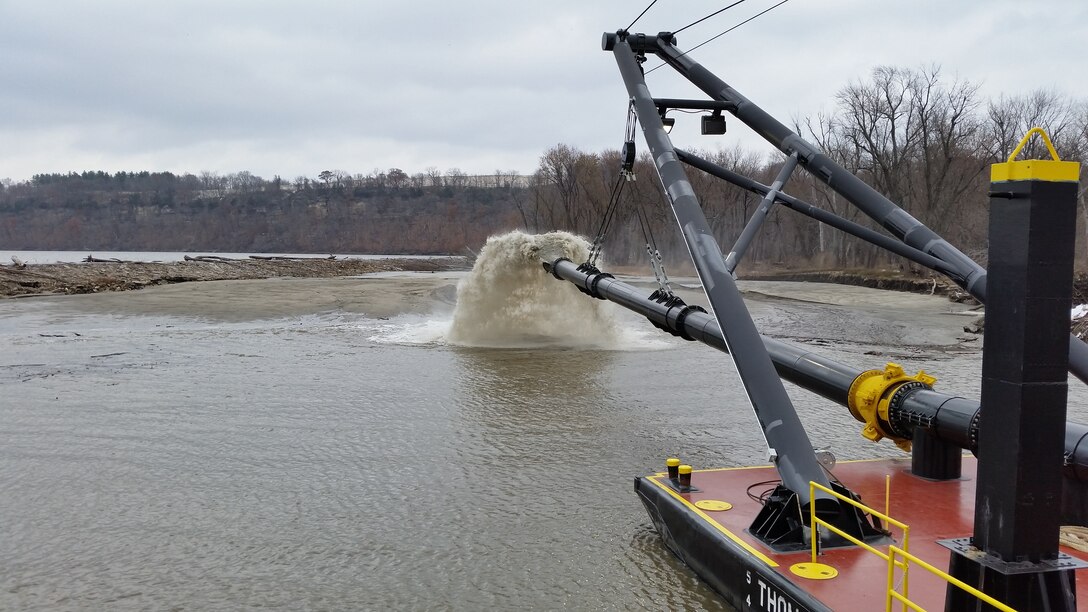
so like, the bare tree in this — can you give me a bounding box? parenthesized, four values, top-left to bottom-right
(446, 168, 468, 189)
(424, 167, 443, 188)
(801, 65, 988, 263)
(534, 144, 600, 232)
(199, 171, 226, 198)
(986, 90, 1080, 160)
(387, 168, 408, 188)
(333, 170, 353, 190)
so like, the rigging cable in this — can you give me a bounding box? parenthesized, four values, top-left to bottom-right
(635, 195, 672, 294)
(625, 0, 660, 31)
(587, 173, 627, 266)
(646, 0, 792, 75)
(672, 0, 747, 35)
(588, 103, 640, 266)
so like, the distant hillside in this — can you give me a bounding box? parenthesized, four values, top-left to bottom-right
(0, 171, 524, 254)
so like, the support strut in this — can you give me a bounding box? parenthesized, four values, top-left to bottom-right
(607, 32, 838, 522)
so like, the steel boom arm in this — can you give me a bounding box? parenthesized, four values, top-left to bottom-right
(614, 31, 1088, 385)
(607, 34, 837, 516)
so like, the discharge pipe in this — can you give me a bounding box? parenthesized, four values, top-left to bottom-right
(543, 257, 1088, 481)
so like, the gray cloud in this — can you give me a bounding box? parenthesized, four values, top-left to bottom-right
(1, 0, 1085, 181)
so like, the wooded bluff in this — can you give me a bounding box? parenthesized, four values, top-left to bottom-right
(0, 171, 524, 256)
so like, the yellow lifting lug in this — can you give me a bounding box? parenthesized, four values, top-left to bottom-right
(847, 362, 936, 451)
(991, 127, 1081, 183)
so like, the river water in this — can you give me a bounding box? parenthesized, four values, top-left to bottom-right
(4, 256, 1088, 610)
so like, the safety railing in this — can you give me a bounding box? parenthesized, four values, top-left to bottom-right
(807, 481, 911, 610)
(887, 546, 1017, 612)
(806, 480, 1018, 612)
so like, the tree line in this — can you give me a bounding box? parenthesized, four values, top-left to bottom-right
(0, 170, 527, 254)
(522, 66, 1088, 272)
(2, 65, 1086, 270)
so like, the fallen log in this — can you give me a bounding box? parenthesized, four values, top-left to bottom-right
(183, 255, 239, 262)
(83, 256, 127, 263)
(248, 255, 337, 261)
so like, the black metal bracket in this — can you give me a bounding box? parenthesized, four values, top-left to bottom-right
(941, 538, 1088, 574)
(748, 482, 889, 553)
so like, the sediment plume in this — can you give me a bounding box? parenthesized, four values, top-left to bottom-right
(448, 231, 619, 347)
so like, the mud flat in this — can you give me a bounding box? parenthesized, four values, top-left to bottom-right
(0, 256, 468, 298)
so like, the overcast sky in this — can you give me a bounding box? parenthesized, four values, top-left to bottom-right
(1, 0, 1085, 183)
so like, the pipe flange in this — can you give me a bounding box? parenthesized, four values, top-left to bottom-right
(674, 305, 707, 341)
(645, 291, 691, 338)
(587, 271, 614, 300)
(846, 368, 884, 422)
(885, 381, 930, 439)
(968, 410, 981, 455)
(847, 362, 936, 452)
(549, 257, 572, 280)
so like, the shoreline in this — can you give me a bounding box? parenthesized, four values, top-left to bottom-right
(10, 257, 1088, 340)
(4, 256, 1081, 309)
(2, 258, 962, 301)
(742, 269, 971, 300)
(0, 256, 470, 298)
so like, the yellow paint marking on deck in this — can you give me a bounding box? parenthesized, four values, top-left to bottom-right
(646, 475, 778, 567)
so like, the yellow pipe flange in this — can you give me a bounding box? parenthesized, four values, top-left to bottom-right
(846, 368, 884, 422)
(847, 362, 936, 451)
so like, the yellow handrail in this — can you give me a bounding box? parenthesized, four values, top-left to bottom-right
(886, 546, 1018, 612)
(808, 481, 911, 562)
(808, 481, 911, 609)
(806, 481, 1019, 611)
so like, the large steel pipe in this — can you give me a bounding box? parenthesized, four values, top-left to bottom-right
(544, 257, 1088, 479)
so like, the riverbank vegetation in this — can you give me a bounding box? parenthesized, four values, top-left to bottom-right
(2, 66, 1085, 275)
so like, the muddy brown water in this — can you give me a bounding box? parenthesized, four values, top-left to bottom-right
(3, 271, 1086, 610)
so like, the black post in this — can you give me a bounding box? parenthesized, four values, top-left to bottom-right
(910, 428, 961, 481)
(945, 135, 1083, 610)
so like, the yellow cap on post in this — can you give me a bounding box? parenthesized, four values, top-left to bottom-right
(991, 127, 1080, 183)
(666, 457, 681, 480)
(677, 464, 693, 489)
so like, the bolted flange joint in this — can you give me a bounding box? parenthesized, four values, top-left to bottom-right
(847, 362, 937, 452)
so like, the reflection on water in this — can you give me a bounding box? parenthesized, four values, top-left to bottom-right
(454, 347, 615, 429)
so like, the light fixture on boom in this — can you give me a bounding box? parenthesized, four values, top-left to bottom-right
(701, 110, 726, 135)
